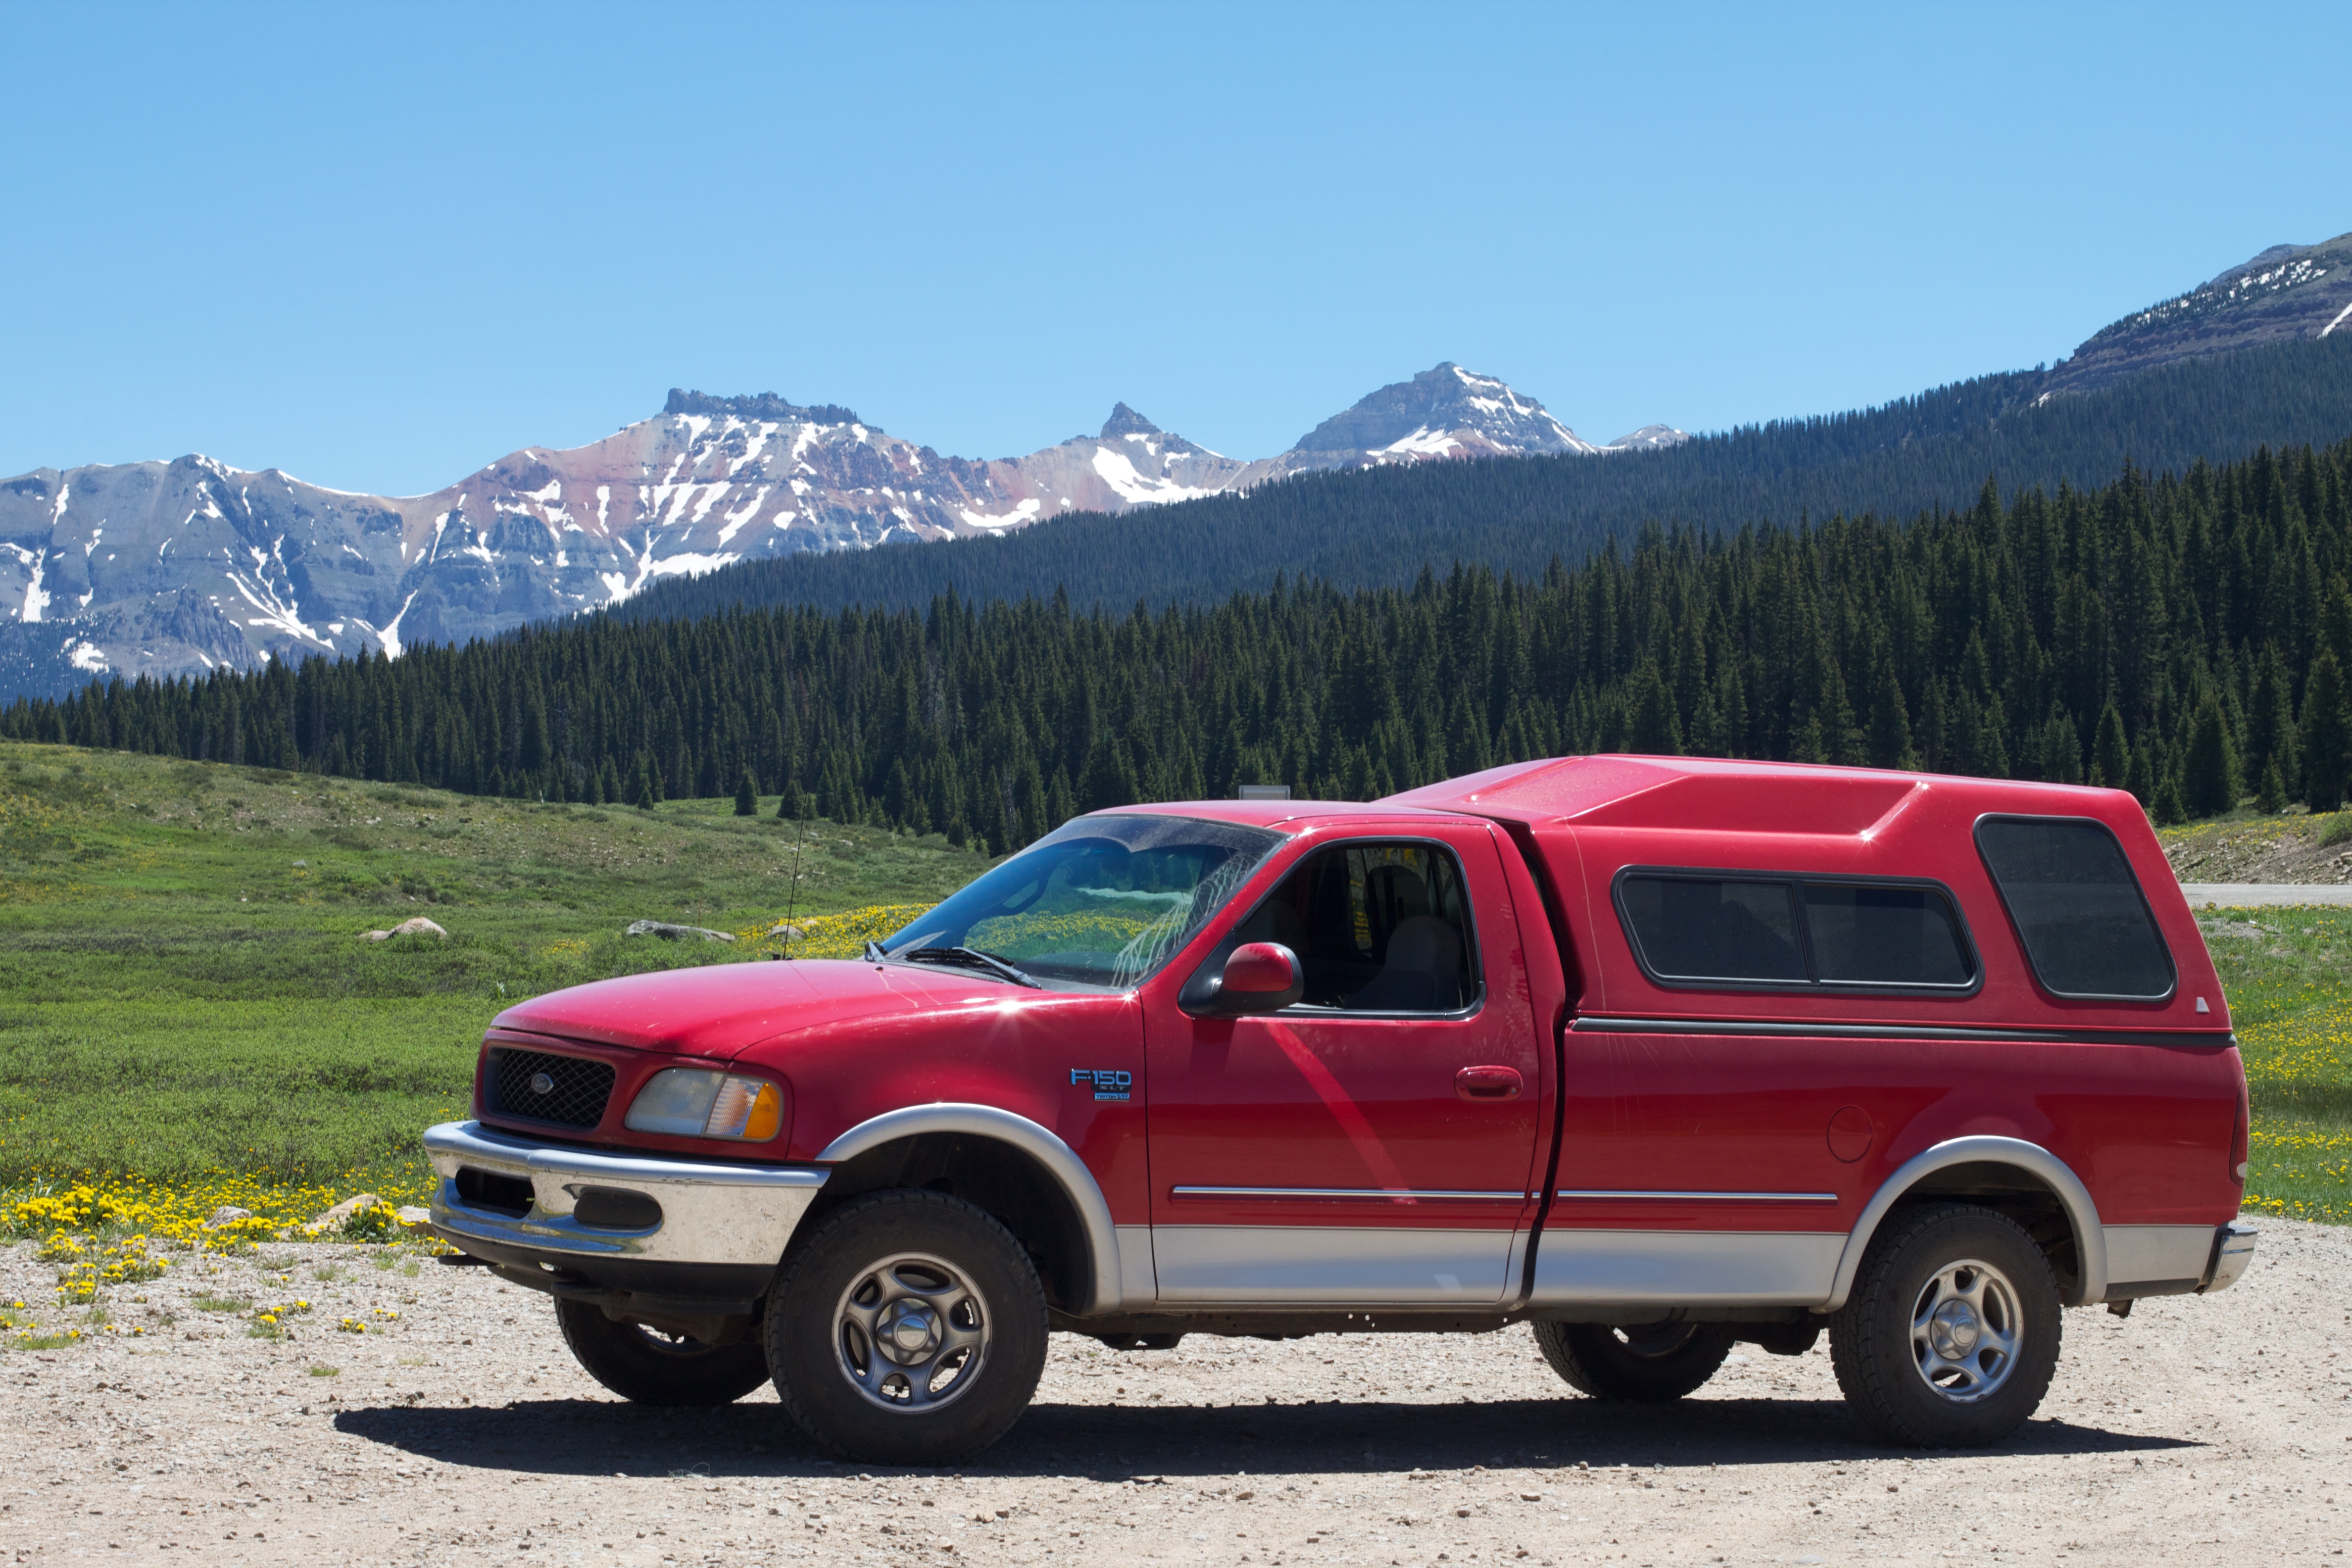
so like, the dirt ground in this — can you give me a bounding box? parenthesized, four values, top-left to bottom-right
(3, 1223, 2346, 1568)
(2163, 813, 2352, 884)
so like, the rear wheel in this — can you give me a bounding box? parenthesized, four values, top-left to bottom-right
(1828, 1202, 2061, 1447)
(765, 1190, 1048, 1464)
(1532, 1321, 1732, 1401)
(554, 1297, 772, 1406)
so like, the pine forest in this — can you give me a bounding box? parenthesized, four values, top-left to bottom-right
(8, 439, 2352, 853)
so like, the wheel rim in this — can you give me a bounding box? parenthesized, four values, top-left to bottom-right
(833, 1251, 990, 1413)
(1908, 1257, 2022, 1403)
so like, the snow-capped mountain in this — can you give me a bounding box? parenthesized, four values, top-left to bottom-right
(0, 367, 1679, 697)
(2042, 230, 2352, 396)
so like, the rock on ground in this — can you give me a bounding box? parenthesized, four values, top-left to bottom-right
(0, 1222, 2344, 1565)
(362, 917, 448, 942)
(625, 920, 735, 942)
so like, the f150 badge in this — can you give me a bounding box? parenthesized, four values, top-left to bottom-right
(1071, 1069, 1132, 1102)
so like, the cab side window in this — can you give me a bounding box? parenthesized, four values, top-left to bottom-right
(1230, 842, 1480, 1013)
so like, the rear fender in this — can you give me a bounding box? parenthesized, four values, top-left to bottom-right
(1823, 1135, 2106, 1310)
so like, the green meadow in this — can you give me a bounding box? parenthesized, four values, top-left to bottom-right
(0, 741, 2342, 1225)
(0, 740, 982, 1191)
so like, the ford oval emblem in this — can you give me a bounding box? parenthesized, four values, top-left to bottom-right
(529, 1071, 555, 1095)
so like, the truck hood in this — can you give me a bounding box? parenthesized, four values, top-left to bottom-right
(490, 957, 1011, 1062)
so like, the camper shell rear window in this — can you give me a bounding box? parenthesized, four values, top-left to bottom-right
(1972, 815, 2175, 1001)
(1612, 868, 1980, 994)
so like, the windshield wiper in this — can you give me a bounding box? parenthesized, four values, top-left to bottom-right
(893, 945, 1044, 989)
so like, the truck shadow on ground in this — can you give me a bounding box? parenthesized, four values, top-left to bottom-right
(334, 1395, 2197, 1479)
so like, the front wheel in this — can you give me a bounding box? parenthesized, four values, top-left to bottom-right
(1828, 1202, 2061, 1447)
(1532, 1321, 1732, 1401)
(553, 1297, 772, 1405)
(765, 1190, 1048, 1464)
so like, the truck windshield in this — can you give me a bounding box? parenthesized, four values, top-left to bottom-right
(879, 814, 1283, 991)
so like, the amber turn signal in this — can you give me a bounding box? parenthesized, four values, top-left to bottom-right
(706, 1076, 785, 1142)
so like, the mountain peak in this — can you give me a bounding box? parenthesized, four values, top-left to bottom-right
(1287, 361, 1597, 459)
(663, 388, 870, 429)
(1100, 402, 1163, 440)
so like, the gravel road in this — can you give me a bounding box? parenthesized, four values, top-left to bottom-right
(4, 1222, 2346, 1567)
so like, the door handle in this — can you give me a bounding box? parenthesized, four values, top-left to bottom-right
(1455, 1065, 1523, 1101)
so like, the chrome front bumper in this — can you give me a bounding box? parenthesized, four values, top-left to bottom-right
(2202, 1220, 2258, 1293)
(424, 1120, 827, 1269)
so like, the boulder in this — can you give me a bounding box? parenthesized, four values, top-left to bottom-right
(766, 922, 805, 941)
(393, 1205, 432, 1227)
(625, 920, 736, 942)
(360, 916, 448, 942)
(305, 1193, 383, 1233)
(204, 1206, 254, 1227)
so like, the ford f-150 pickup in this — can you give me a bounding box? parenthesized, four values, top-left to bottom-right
(424, 754, 2256, 1462)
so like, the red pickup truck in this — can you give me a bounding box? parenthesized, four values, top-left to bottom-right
(425, 755, 2255, 1463)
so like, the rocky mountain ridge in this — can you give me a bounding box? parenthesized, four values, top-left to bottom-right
(2042, 229, 2352, 396)
(0, 365, 1678, 696)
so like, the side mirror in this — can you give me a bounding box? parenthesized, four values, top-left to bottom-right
(1204, 941, 1303, 1016)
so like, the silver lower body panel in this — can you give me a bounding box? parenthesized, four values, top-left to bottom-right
(2102, 1224, 2221, 1297)
(1525, 1229, 1846, 1307)
(1150, 1225, 1520, 1305)
(425, 1120, 827, 1269)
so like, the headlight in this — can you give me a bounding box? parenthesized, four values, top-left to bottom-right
(624, 1068, 786, 1142)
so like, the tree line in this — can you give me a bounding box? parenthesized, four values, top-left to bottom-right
(618, 332, 2352, 623)
(5, 439, 2352, 851)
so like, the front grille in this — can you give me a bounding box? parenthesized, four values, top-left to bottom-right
(486, 1048, 615, 1129)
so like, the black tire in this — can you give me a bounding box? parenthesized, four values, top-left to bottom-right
(1828, 1202, 2061, 1448)
(553, 1297, 773, 1406)
(1532, 1321, 1732, 1401)
(765, 1189, 1048, 1465)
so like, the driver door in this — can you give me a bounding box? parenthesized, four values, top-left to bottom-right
(1142, 824, 1544, 1305)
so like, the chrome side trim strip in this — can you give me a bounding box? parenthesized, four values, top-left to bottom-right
(424, 1120, 827, 1269)
(817, 1103, 1127, 1316)
(1555, 1189, 1838, 1203)
(1573, 1015, 2233, 1048)
(1525, 1228, 1845, 1307)
(1825, 1134, 2105, 1311)
(1171, 1186, 1527, 1202)
(1151, 1225, 1519, 1305)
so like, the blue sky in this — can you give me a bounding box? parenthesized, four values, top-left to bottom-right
(2, 1, 2347, 497)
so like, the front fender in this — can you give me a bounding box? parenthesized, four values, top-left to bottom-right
(817, 1102, 1129, 1316)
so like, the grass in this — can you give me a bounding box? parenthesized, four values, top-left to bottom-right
(0, 739, 2342, 1242)
(0, 740, 987, 1190)
(2192, 906, 2352, 1222)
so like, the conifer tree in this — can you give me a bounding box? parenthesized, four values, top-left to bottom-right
(2257, 756, 2287, 814)
(735, 769, 759, 817)
(1623, 659, 1683, 755)
(628, 753, 658, 812)
(2091, 703, 2129, 790)
(2302, 649, 2351, 813)
(2182, 695, 2240, 818)
(1866, 660, 1916, 771)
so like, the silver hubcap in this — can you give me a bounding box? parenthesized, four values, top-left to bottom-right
(1910, 1257, 2021, 1403)
(834, 1253, 989, 1412)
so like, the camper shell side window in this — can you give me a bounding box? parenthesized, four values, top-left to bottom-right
(1610, 866, 1981, 996)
